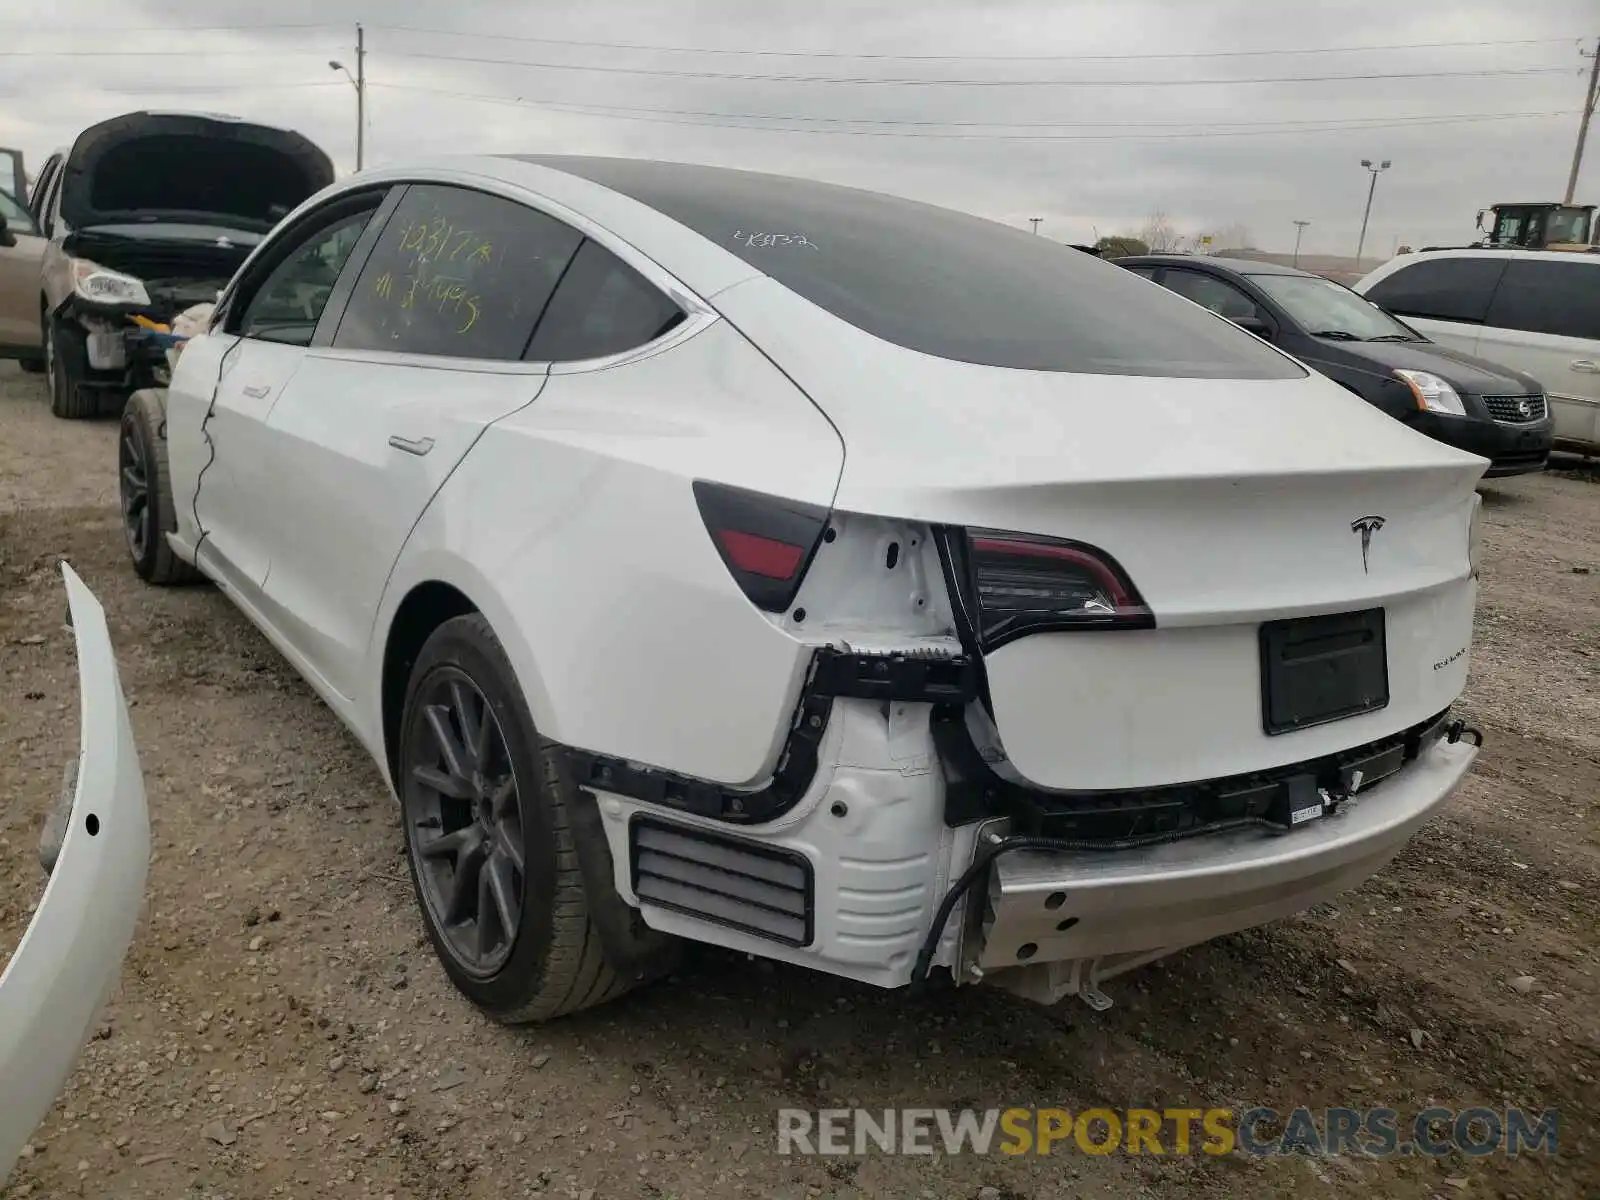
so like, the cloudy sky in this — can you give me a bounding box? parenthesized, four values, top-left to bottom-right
(2, 0, 1594, 256)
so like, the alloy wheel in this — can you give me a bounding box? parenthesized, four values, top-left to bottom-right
(403, 671, 526, 978)
(118, 425, 150, 561)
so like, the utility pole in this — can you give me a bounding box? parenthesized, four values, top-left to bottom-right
(1355, 158, 1391, 270)
(1565, 36, 1600, 204)
(329, 23, 366, 172)
(1292, 219, 1310, 267)
(1029, 217, 1042, 235)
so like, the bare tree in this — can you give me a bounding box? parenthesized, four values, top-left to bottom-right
(1139, 211, 1183, 253)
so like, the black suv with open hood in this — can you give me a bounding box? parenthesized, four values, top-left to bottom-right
(16, 111, 333, 418)
(1116, 255, 1554, 477)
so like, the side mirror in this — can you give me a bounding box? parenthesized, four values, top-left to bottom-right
(0, 212, 14, 248)
(1233, 314, 1273, 340)
(1475, 209, 1486, 231)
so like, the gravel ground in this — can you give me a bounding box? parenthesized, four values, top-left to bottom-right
(2, 359, 1597, 1200)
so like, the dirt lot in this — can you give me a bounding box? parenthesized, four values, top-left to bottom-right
(1, 359, 1597, 1200)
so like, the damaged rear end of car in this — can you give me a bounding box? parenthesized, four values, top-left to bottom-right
(549, 170, 1488, 1009)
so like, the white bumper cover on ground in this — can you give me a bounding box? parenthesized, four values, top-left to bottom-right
(0, 566, 149, 1184)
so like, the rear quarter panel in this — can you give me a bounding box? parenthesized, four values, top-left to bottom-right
(370, 319, 847, 787)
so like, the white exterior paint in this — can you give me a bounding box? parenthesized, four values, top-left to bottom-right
(1, 567, 149, 1183)
(150, 155, 1485, 998)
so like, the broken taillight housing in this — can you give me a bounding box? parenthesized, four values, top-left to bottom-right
(961, 528, 1153, 651)
(692, 480, 830, 613)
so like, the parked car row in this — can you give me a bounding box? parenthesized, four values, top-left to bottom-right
(0, 112, 333, 416)
(1115, 249, 1600, 465)
(5, 116, 1500, 1169)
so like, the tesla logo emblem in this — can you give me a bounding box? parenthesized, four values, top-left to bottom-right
(1516, 398, 1531, 418)
(1351, 516, 1386, 574)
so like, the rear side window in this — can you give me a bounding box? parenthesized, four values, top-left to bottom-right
(525, 239, 684, 362)
(1363, 257, 1506, 324)
(334, 184, 582, 360)
(1483, 260, 1600, 341)
(519, 156, 1303, 379)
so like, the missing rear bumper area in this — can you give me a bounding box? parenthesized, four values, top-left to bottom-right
(563, 646, 979, 824)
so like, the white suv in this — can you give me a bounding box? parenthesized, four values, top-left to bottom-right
(1353, 249, 1600, 455)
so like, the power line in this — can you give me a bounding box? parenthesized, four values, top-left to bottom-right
(367, 26, 1583, 63)
(366, 83, 1577, 132)
(372, 50, 1577, 86)
(368, 82, 1576, 139)
(0, 48, 342, 58)
(0, 81, 346, 98)
(0, 22, 336, 33)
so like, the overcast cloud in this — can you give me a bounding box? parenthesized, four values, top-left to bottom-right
(1, 0, 1594, 255)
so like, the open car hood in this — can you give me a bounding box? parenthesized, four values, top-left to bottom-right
(58, 111, 333, 233)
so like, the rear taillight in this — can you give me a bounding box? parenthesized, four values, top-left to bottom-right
(693, 480, 830, 613)
(961, 528, 1152, 650)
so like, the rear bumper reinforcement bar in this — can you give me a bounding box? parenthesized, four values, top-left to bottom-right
(562, 647, 980, 824)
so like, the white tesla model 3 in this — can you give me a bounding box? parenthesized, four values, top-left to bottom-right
(118, 155, 1487, 1020)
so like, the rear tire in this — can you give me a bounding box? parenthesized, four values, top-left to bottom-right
(46, 316, 98, 420)
(120, 390, 203, 585)
(398, 614, 678, 1023)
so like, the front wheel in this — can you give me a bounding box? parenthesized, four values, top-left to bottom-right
(119, 390, 203, 585)
(398, 614, 676, 1023)
(46, 317, 98, 420)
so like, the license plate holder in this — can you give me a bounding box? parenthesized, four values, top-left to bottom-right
(1260, 608, 1388, 736)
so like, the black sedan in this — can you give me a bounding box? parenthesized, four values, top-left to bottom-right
(1117, 255, 1553, 477)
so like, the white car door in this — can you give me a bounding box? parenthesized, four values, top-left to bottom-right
(193, 195, 394, 597)
(245, 182, 585, 700)
(1356, 254, 1508, 359)
(1472, 257, 1600, 450)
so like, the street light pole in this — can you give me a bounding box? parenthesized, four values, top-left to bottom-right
(1565, 37, 1599, 204)
(1292, 219, 1310, 267)
(329, 23, 366, 172)
(1354, 158, 1391, 270)
(1029, 217, 1042, 235)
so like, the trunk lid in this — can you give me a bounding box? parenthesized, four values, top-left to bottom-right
(716, 277, 1486, 788)
(58, 111, 333, 233)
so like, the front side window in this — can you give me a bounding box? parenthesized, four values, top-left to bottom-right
(1483, 260, 1600, 341)
(1158, 270, 1262, 322)
(525, 239, 684, 362)
(334, 184, 582, 361)
(1363, 257, 1506, 324)
(240, 209, 376, 346)
(1248, 273, 1419, 341)
(519, 156, 1303, 380)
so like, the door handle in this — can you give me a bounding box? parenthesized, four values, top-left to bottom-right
(388, 435, 435, 457)
(241, 384, 272, 398)
(1572, 359, 1600, 374)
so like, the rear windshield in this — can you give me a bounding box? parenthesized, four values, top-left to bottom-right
(519, 156, 1304, 380)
